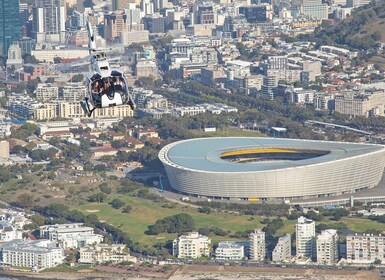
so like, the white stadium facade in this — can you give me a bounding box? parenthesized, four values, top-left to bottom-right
(158, 137, 385, 200)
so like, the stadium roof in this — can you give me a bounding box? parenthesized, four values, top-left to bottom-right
(161, 137, 384, 173)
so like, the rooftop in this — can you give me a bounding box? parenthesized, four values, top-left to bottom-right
(160, 137, 384, 173)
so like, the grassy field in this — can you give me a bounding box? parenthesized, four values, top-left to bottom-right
(74, 194, 385, 248)
(75, 194, 265, 246)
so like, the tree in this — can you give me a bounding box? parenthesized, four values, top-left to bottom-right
(110, 198, 126, 209)
(99, 183, 112, 194)
(88, 192, 107, 203)
(198, 206, 211, 214)
(147, 213, 195, 235)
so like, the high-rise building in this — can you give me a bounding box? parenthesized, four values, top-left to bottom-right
(296, 216, 315, 259)
(301, 0, 328, 19)
(141, 0, 154, 16)
(0, 141, 10, 159)
(0, 0, 20, 56)
(347, 233, 385, 264)
(104, 11, 129, 43)
(249, 229, 265, 261)
(316, 229, 339, 265)
(272, 234, 291, 262)
(34, 0, 66, 44)
(112, 0, 136, 11)
(172, 232, 211, 259)
(261, 75, 278, 100)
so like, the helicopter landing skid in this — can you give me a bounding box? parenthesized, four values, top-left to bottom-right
(81, 98, 95, 117)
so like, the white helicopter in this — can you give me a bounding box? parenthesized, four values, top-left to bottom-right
(81, 21, 135, 117)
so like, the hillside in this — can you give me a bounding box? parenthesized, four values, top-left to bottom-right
(302, 1, 385, 50)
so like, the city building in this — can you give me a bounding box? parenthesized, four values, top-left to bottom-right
(317, 229, 339, 265)
(36, 83, 59, 101)
(172, 232, 211, 259)
(296, 216, 315, 259)
(301, 0, 328, 20)
(39, 223, 95, 241)
(334, 91, 385, 117)
(0, 222, 22, 242)
(34, 0, 66, 44)
(272, 234, 291, 262)
(104, 11, 129, 43)
(249, 229, 265, 261)
(215, 241, 246, 261)
(0, 141, 9, 159)
(346, 233, 385, 264)
(0, 0, 20, 56)
(79, 244, 137, 264)
(0, 239, 64, 269)
(60, 83, 87, 101)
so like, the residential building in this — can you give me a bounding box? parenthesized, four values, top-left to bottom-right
(272, 234, 291, 262)
(79, 244, 137, 264)
(317, 229, 339, 265)
(0, 141, 9, 159)
(34, 0, 66, 44)
(334, 91, 385, 117)
(301, 0, 328, 20)
(215, 241, 246, 261)
(249, 229, 265, 261)
(302, 61, 322, 82)
(0, 239, 64, 269)
(172, 232, 211, 259)
(347, 233, 385, 264)
(296, 216, 315, 259)
(90, 146, 118, 159)
(40, 223, 95, 241)
(0, 222, 22, 242)
(61, 84, 87, 101)
(0, 0, 20, 56)
(36, 83, 59, 101)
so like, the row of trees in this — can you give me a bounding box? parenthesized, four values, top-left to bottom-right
(194, 201, 290, 217)
(147, 213, 194, 235)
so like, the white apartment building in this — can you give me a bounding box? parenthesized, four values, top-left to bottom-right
(249, 229, 265, 261)
(61, 84, 87, 101)
(296, 216, 315, 259)
(272, 234, 291, 262)
(78, 244, 137, 264)
(0, 240, 64, 269)
(346, 233, 385, 264)
(36, 83, 59, 101)
(215, 241, 246, 261)
(0, 222, 22, 242)
(40, 223, 94, 241)
(171, 106, 206, 117)
(316, 229, 339, 265)
(173, 232, 211, 259)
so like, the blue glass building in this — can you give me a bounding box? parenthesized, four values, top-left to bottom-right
(0, 0, 20, 56)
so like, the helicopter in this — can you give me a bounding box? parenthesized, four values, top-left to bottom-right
(81, 21, 135, 117)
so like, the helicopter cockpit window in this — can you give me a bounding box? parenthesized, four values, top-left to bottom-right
(90, 76, 128, 106)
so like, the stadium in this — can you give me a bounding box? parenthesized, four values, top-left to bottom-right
(158, 137, 385, 200)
